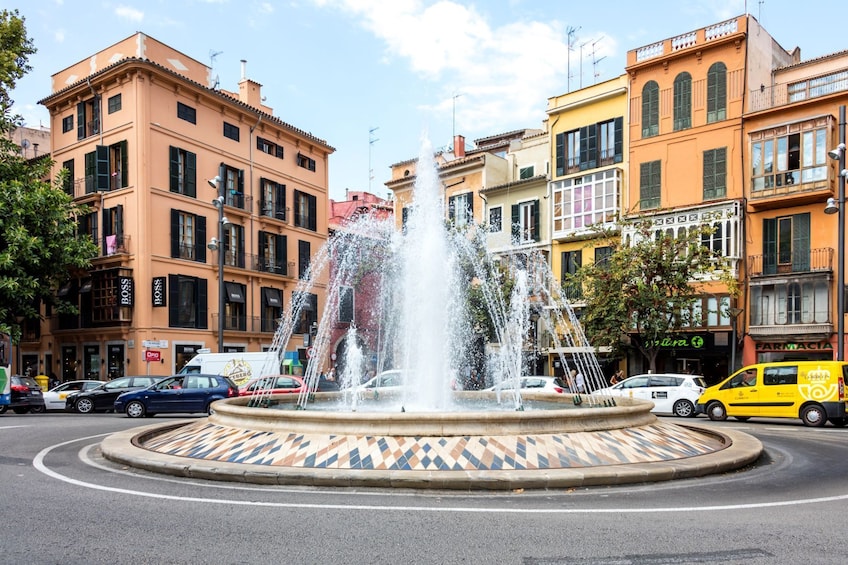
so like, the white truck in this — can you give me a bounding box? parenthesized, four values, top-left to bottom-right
(177, 351, 282, 387)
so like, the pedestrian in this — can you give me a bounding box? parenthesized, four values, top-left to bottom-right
(575, 371, 585, 393)
(567, 369, 577, 393)
(610, 369, 624, 385)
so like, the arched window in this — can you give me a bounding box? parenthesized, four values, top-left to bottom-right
(673, 72, 692, 131)
(707, 62, 727, 123)
(641, 81, 659, 138)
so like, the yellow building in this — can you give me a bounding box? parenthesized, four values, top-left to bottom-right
(26, 33, 333, 380)
(624, 15, 797, 382)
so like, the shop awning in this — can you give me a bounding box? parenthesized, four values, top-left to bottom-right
(225, 282, 245, 303)
(262, 287, 282, 307)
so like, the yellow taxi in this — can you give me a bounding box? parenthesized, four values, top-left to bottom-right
(697, 361, 848, 427)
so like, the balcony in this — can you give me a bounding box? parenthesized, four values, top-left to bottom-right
(749, 70, 848, 113)
(252, 254, 293, 276)
(748, 248, 833, 277)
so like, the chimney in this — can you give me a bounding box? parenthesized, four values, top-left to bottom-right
(454, 135, 465, 158)
(237, 59, 264, 109)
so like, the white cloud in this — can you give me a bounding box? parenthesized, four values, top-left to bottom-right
(54, 29, 65, 43)
(115, 5, 144, 23)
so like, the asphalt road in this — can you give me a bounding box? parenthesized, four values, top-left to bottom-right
(1, 412, 846, 565)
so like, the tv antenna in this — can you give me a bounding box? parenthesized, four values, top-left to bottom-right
(209, 50, 223, 89)
(369, 126, 379, 191)
(566, 26, 580, 93)
(591, 37, 606, 83)
(452, 92, 463, 148)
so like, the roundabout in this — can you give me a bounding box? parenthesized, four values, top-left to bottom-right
(100, 392, 762, 490)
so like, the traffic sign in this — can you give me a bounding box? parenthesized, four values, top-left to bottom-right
(306, 347, 314, 359)
(144, 350, 161, 362)
(142, 340, 168, 348)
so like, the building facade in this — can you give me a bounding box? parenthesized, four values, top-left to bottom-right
(28, 33, 332, 381)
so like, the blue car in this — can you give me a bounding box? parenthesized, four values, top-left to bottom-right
(114, 374, 238, 418)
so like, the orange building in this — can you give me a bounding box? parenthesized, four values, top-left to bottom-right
(28, 33, 333, 380)
(742, 51, 848, 364)
(625, 15, 797, 382)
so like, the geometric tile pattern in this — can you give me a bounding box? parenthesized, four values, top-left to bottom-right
(140, 420, 725, 471)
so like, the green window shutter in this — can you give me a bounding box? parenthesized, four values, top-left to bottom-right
(715, 147, 726, 198)
(511, 204, 519, 242)
(763, 218, 777, 275)
(792, 213, 810, 271)
(642, 82, 659, 137)
(84, 151, 95, 193)
(169, 146, 179, 192)
(77, 102, 85, 140)
(448, 195, 456, 221)
(555, 132, 565, 176)
(703, 150, 715, 199)
(96, 145, 109, 191)
(613, 117, 623, 163)
(532, 201, 540, 241)
(185, 151, 196, 197)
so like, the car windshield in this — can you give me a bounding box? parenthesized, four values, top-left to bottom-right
(17, 376, 39, 388)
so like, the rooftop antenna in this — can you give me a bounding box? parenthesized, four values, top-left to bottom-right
(591, 37, 606, 83)
(579, 40, 591, 89)
(566, 26, 580, 93)
(369, 126, 379, 192)
(209, 50, 223, 89)
(452, 92, 463, 148)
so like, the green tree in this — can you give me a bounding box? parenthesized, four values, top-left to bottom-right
(573, 218, 737, 373)
(0, 9, 98, 342)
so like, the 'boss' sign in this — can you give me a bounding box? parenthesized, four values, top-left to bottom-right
(152, 276, 166, 307)
(118, 276, 134, 307)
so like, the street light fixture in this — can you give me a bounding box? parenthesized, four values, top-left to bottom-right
(208, 167, 226, 353)
(827, 105, 847, 361)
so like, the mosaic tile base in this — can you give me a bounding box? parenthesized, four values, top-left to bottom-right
(140, 420, 725, 471)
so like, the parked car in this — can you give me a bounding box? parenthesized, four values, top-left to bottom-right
(483, 376, 567, 395)
(594, 373, 706, 417)
(114, 374, 239, 418)
(357, 369, 405, 392)
(65, 375, 161, 414)
(239, 375, 305, 396)
(0, 375, 45, 414)
(43, 380, 101, 411)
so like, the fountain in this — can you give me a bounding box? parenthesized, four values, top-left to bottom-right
(101, 139, 762, 489)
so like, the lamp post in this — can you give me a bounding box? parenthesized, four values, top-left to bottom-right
(826, 105, 847, 361)
(207, 170, 229, 353)
(729, 306, 744, 372)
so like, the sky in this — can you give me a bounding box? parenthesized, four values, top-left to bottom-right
(5, 0, 843, 200)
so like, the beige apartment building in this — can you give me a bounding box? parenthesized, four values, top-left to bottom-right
(27, 33, 333, 381)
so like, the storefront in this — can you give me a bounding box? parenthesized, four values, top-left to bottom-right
(754, 340, 834, 363)
(630, 332, 730, 386)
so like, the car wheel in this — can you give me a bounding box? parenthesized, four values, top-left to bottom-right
(125, 400, 146, 419)
(76, 398, 95, 414)
(30, 405, 46, 414)
(13, 407, 30, 414)
(706, 401, 727, 422)
(206, 402, 215, 415)
(0, 406, 6, 414)
(801, 403, 827, 427)
(829, 417, 848, 427)
(672, 399, 695, 418)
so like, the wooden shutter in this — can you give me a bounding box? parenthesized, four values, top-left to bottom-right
(276, 183, 286, 220)
(84, 151, 96, 193)
(308, 194, 317, 231)
(119, 141, 128, 188)
(196, 215, 207, 263)
(96, 145, 109, 191)
(185, 151, 196, 197)
(613, 117, 623, 163)
(276, 234, 286, 274)
(169, 146, 179, 192)
(555, 132, 565, 176)
(763, 218, 777, 275)
(168, 275, 179, 326)
(170, 210, 180, 258)
(448, 195, 456, 221)
(792, 213, 810, 272)
(197, 278, 208, 329)
(116, 205, 124, 243)
(77, 102, 85, 140)
(532, 201, 540, 241)
(237, 225, 245, 268)
(511, 204, 519, 242)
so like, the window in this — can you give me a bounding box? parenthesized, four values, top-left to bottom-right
(561, 250, 582, 300)
(339, 286, 354, 323)
(752, 125, 827, 191)
(85, 141, 127, 193)
(223, 164, 245, 209)
(751, 281, 828, 326)
(177, 102, 196, 124)
(76, 96, 100, 140)
(511, 200, 539, 244)
(673, 72, 692, 131)
(62, 115, 73, 133)
(223, 282, 246, 331)
(707, 63, 727, 123)
(703, 148, 727, 200)
(519, 166, 534, 179)
(169, 146, 196, 197)
(297, 153, 316, 172)
(555, 118, 622, 176)
(639, 160, 661, 210)
(107, 94, 121, 114)
(170, 209, 206, 263)
(552, 169, 620, 233)
(78, 212, 98, 248)
(102, 205, 124, 256)
(641, 81, 659, 138)
(257, 136, 284, 159)
(223, 121, 240, 142)
(260, 178, 286, 220)
(62, 159, 75, 196)
(168, 274, 207, 328)
(598, 120, 616, 163)
(261, 287, 283, 332)
(448, 193, 473, 227)
(763, 366, 798, 386)
(488, 206, 502, 232)
(594, 246, 612, 268)
(293, 292, 317, 334)
(293, 190, 317, 231)
(298, 240, 311, 279)
(762, 213, 810, 274)
(222, 224, 245, 268)
(258, 231, 287, 274)
(90, 268, 134, 324)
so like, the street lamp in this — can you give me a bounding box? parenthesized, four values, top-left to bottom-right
(208, 168, 227, 353)
(729, 306, 744, 372)
(826, 105, 847, 361)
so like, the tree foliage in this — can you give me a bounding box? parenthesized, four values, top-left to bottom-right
(572, 218, 738, 372)
(0, 10, 98, 342)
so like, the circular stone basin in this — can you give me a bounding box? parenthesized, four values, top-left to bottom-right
(102, 391, 762, 490)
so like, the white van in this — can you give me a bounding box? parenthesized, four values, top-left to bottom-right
(177, 352, 282, 387)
